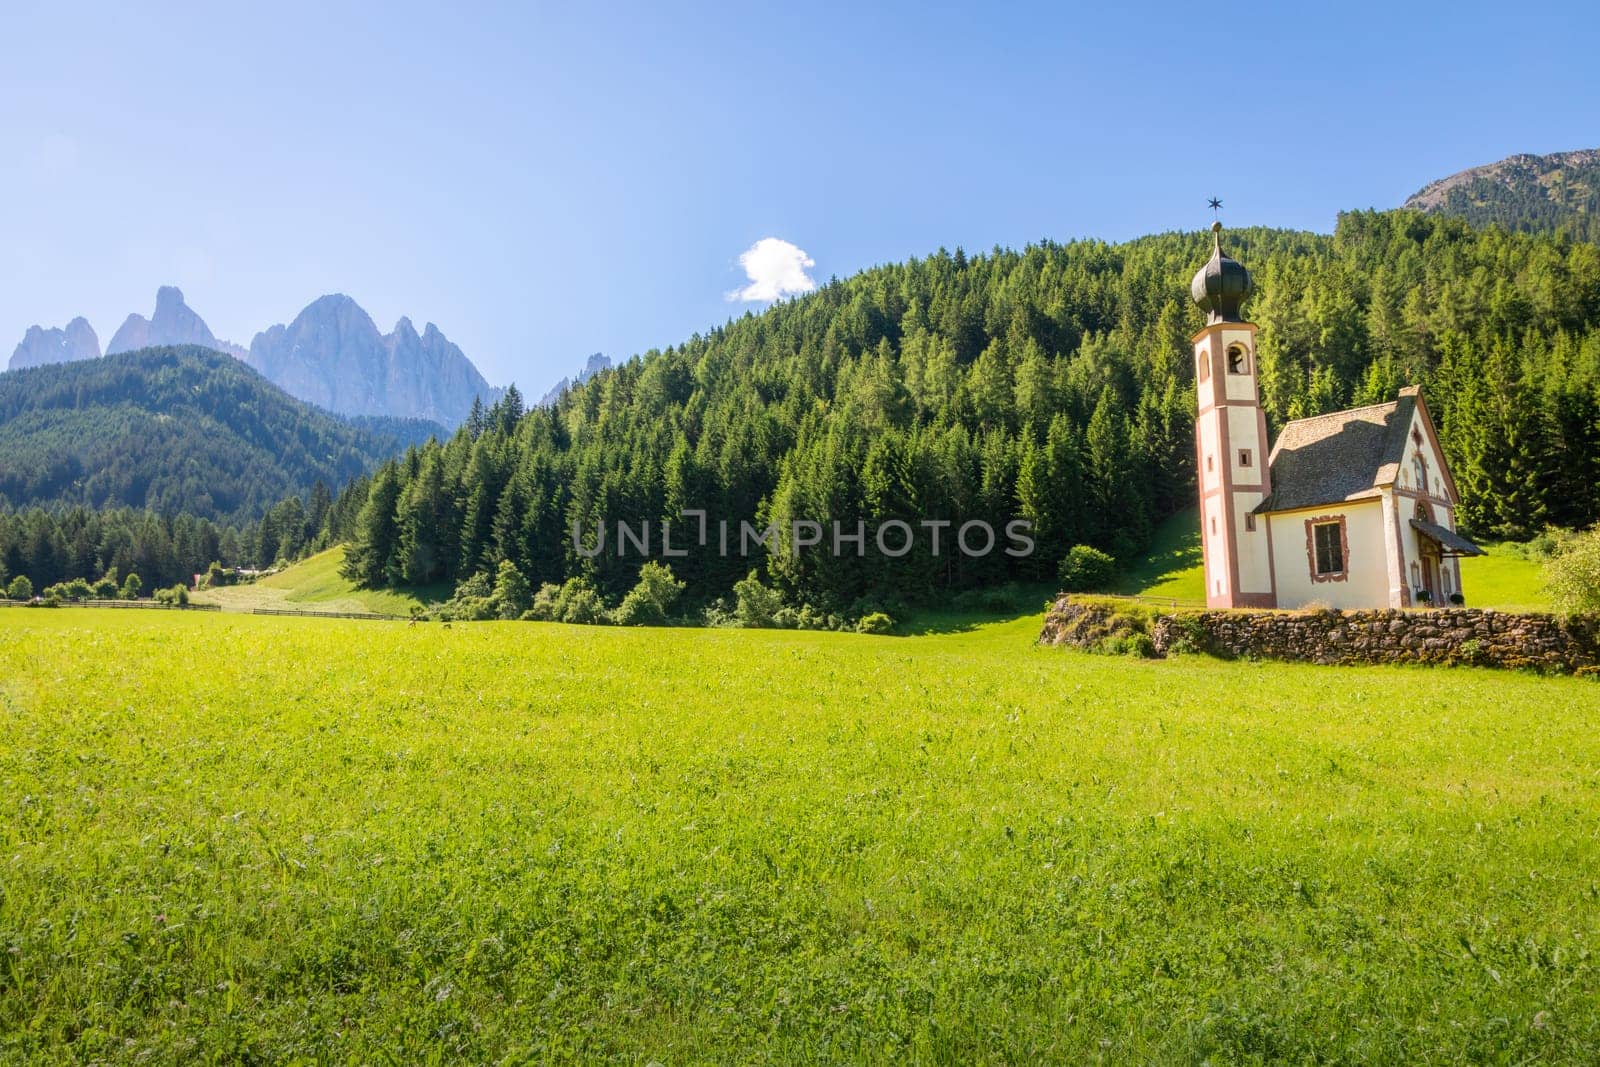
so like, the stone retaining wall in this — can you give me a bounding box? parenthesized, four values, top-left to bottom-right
(1040, 597, 1600, 674)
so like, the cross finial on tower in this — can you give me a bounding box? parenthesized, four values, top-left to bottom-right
(1208, 197, 1223, 219)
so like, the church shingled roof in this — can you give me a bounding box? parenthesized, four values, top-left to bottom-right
(1253, 393, 1418, 514)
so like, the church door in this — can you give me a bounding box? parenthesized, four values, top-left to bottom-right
(1421, 545, 1442, 607)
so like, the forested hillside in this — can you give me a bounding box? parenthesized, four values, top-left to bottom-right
(1404, 148, 1600, 241)
(0, 347, 440, 524)
(330, 210, 1600, 615)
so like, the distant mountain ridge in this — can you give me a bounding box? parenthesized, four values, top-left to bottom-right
(8, 287, 499, 426)
(538, 352, 612, 406)
(10, 317, 101, 369)
(0, 345, 438, 523)
(1403, 148, 1600, 240)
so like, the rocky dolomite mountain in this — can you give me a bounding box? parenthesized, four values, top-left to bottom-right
(9, 317, 101, 370)
(7, 287, 499, 427)
(106, 286, 248, 360)
(246, 295, 499, 426)
(538, 351, 612, 406)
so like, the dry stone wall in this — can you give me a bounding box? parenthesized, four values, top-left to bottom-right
(1039, 597, 1600, 674)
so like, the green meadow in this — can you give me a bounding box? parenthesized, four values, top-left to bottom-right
(192, 546, 446, 616)
(2, 607, 1597, 1063)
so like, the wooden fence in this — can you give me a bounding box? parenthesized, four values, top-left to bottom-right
(250, 607, 408, 622)
(0, 599, 221, 611)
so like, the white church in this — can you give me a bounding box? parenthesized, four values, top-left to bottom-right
(1190, 223, 1483, 611)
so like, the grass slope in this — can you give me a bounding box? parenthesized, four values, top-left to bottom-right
(1459, 545, 1552, 612)
(194, 546, 447, 616)
(2, 609, 1597, 1061)
(1112, 507, 1205, 603)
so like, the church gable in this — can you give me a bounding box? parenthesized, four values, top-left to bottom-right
(1389, 388, 1458, 505)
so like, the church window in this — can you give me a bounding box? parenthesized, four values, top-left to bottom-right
(1206, 454, 1214, 473)
(1210, 517, 1217, 535)
(1414, 456, 1428, 495)
(1226, 344, 1249, 374)
(1245, 513, 1256, 532)
(1306, 516, 1349, 582)
(1238, 448, 1251, 468)
(1199, 353, 1209, 380)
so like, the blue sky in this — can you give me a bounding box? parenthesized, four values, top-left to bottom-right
(2, 1, 1597, 391)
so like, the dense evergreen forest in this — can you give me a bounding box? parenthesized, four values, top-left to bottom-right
(0, 484, 372, 593)
(327, 210, 1600, 616)
(0, 346, 440, 524)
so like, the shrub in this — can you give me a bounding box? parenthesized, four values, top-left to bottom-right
(732, 571, 785, 628)
(153, 584, 190, 606)
(439, 572, 496, 621)
(492, 560, 533, 620)
(43, 578, 94, 601)
(552, 577, 608, 625)
(1546, 525, 1600, 617)
(701, 597, 738, 628)
(1057, 545, 1117, 593)
(92, 569, 119, 599)
(1103, 632, 1157, 658)
(120, 573, 142, 600)
(6, 575, 32, 601)
(774, 604, 844, 631)
(201, 561, 237, 589)
(527, 582, 562, 622)
(612, 562, 686, 626)
(856, 612, 895, 635)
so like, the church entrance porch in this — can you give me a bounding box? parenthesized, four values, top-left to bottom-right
(1420, 542, 1442, 606)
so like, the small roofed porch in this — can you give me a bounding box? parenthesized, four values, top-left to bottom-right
(1409, 518, 1484, 607)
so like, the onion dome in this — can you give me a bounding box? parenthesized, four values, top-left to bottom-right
(1190, 221, 1252, 324)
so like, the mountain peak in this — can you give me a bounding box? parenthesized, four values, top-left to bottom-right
(246, 294, 497, 425)
(8, 317, 102, 370)
(539, 352, 613, 407)
(154, 285, 187, 313)
(1403, 148, 1600, 239)
(106, 285, 232, 356)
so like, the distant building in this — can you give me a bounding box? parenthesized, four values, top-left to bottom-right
(1190, 224, 1482, 610)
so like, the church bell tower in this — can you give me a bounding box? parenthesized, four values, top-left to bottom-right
(1192, 223, 1275, 609)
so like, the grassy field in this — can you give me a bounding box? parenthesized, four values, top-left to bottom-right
(193, 546, 447, 616)
(2, 608, 1597, 1062)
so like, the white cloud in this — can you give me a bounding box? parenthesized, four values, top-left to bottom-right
(728, 237, 817, 302)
